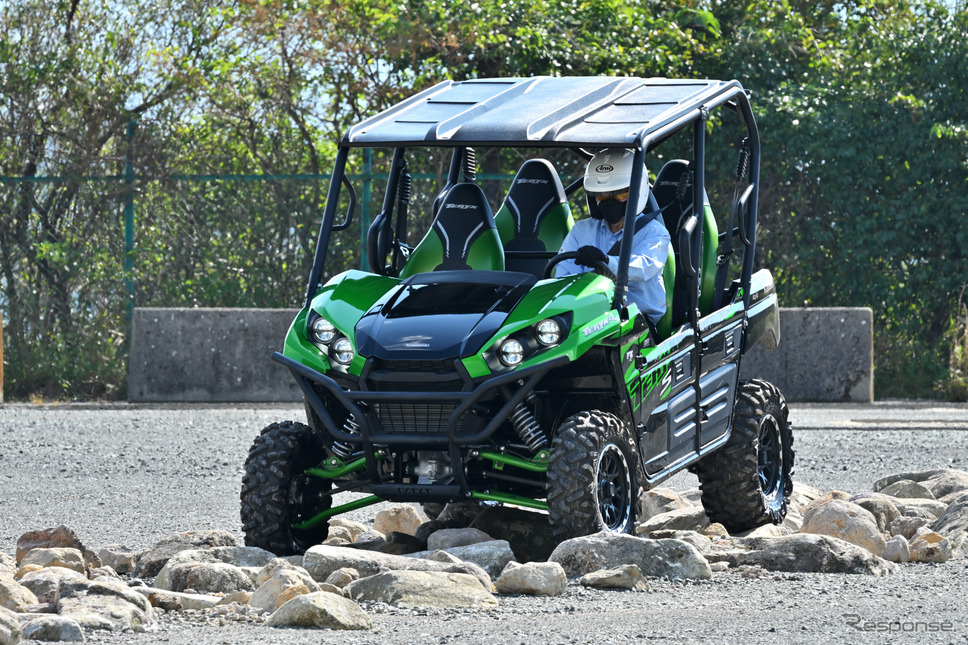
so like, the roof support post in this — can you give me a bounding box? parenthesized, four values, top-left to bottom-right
(305, 146, 349, 308)
(613, 147, 648, 312)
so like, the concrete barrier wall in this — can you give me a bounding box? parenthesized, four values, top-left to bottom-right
(128, 306, 873, 403)
(128, 308, 302, 403)
(740, 307, 873, 403)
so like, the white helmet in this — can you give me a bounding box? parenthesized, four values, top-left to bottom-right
(583, 148, 649, 214)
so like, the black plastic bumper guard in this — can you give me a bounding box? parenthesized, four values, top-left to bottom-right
(272, 352, 569, 500)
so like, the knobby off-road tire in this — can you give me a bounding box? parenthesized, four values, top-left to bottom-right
(240, 420, 331, 556)
(696, 379, 794, 533)
(547, 410, 639, 540)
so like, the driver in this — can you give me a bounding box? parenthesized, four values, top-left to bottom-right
(555, 148, 671, 326)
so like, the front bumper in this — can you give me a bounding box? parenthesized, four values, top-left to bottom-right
(272, 351, 568, 497)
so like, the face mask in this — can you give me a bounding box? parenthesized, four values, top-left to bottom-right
(597, 198, 626, 225)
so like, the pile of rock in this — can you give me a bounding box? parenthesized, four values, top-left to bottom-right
(1, 468, 967, 644)
(635, 467, 968, 573)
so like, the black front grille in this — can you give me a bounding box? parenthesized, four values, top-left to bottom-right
(373, 402, 460, 434)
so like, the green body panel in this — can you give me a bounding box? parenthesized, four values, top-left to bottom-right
(494, 201, 574, 252)
(283, 270, 401, 376)
(281, 307, 327, 370)
(699, 203, 719, 316)
(399, 227, 505, 279)
(462, 272, 618, 378)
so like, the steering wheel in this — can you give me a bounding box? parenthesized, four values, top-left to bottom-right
(543, 251, 617, 281)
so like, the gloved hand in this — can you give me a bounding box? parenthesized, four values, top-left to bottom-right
(575, 245, 608, 268)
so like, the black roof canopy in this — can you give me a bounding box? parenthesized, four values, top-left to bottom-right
(343, 76, 744, 149)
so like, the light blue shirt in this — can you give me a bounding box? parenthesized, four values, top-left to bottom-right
(556, 216, 671, 323)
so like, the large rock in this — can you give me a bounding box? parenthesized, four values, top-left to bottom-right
(303, 545, 492, 590)
(709, 534, 897, 575)
(153, 547, 275, 590)
(0, 555, 14, 580)
(132, 587, 223, 611)
(266, 592, 372, 630)
(327, 518, 368, 543)
(426, 528, 494, 551)
(880, 480, 936, 500)
(161, 562, 255, 594)
(909, 531, 953, 563)
(549, 533, 711, 580)
(0, 578, 39, 613)
(17, 567, 89, 604)
(20, 548, 87, 574)
(636, 507, 710, 536)
(799, 490, 851, 516)
(16, 527, 101, 574)
(21, 616, 85, 642)
(929, 492, 968, 557)
(410, 540, 516, 579)
(255, 559, 317, 589)
(637, 488, 693, 523)
(789, 483, 825, 512)
(469, 506, 556, 563)
(800, 500, 886, 556)
(848, 492, 901, 533)
(645, 530, 712, 553)
(882, 535, 911, 563)
(874, 469, 968, 499)
(373, 505, 425, 537)
(98, 545, 138, 575)
(579, 564, 648, 590)
(56, 577, 154, 632)
(132, 530, 237, 578)
(890, 516, 929, 539)
(345, 570, 497, 609)
(893, 498, 948, 520)
(494, 562, 566, 596)
(249, 570, 319, 612)
(0, 607, 22, 645)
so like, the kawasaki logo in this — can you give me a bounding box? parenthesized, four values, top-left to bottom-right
(581, 311, 620, 337)
(596, 164, 614, 173)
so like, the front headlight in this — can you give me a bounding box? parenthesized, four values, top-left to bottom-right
(311, 317, 337, 344)
(332, 337, 355, 365)
(499, 338, 525, 366)
(535, 318, 562, 346)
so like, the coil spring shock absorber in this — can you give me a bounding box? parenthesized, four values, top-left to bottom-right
(463, 147, 477, 182)
(331, 415, 361, 461)
(509, 392, 548, 453)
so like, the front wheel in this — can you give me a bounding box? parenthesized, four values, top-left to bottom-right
(546, 410, 638, 540)
(240, 421, 332, 555)
(696, 379, 795, 533)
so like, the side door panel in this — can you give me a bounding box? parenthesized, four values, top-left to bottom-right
(634, 328, 698, 479)
(695, 302, 745, 449)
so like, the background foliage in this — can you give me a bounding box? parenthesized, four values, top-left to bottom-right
(1, 0, 966, 400)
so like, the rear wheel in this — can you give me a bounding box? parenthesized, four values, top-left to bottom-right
(547, 410, 638, 540)
(696, 380, 794, 532)
(240, 421, 332, 555)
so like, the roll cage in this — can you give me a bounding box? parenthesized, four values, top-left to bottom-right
(306, 76, 761, 341)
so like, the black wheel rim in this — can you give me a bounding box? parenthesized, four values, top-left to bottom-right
(597, 443, 632, 531)
(758, 414, 782, 498)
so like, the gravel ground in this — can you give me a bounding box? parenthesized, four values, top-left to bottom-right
(2, 402, 968, 644)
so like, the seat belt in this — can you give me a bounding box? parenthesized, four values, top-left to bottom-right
(606, 206, 666, 256)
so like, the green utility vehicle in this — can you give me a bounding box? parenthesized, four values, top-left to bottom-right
(241, 77, 794, 555)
